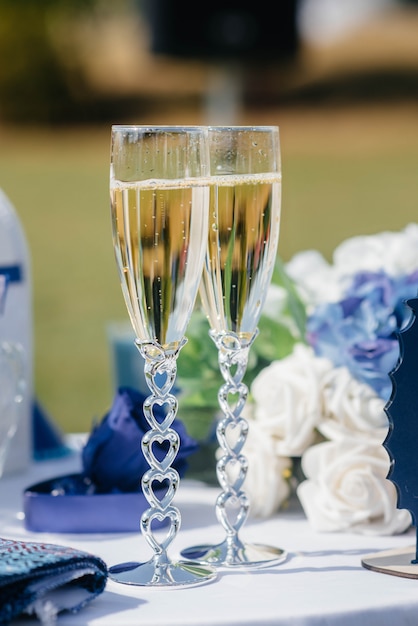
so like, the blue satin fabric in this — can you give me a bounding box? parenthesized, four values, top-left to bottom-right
(82, 386, 198, 493)
(24, 473, 166, 533)
(24, 386, 197, 533)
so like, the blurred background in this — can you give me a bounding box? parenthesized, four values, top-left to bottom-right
(1, 0, 417, 435)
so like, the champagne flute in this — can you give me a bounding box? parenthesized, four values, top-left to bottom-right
(109, 125, 216, 587)
(181, 126, 286, 568)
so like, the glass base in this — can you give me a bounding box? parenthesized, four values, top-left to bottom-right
(108, 558, 217, 587)
(181, 540, 287, 569)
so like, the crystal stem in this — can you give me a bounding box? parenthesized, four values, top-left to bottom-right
(212, 330, 257, 557)
(137, 339, 183, 568)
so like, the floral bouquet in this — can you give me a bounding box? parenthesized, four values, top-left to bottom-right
(178, 223, 418, 536)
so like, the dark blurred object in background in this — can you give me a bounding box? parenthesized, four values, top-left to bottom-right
(0, 0, 142, 125)
(142, 0, 299, 61)
(0, 0, 95, 124)
(1, 0, 417, 125)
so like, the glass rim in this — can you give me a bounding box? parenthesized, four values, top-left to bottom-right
(111, 125, 279, 132)
(207, 125, 279, 131)
(111, 125, 207, 132)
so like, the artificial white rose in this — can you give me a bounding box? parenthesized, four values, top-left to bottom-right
(263, 283, 301, 338)
(318, 366, 388, 443)
(297, 439, 411, 535)
(400, 223, 418, 274)
(285, 250, 344, 306)
(333, 223, 418, 279)
(250, 343, 332, 457)
(262, 283, 288, 319)
(286, 225, 418, 312)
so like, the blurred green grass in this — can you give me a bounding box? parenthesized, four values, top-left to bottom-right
(1, 103, 418, 433)
(1, 125, 126, 432)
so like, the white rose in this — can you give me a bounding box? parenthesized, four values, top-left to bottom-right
(297, 439, 411, 535)
(400, 223, 418, 274)
(285, 250, 344, 306)
(263, 284, 301, 338)
(318, 366, 388, 443)
(250, 343, 333, 457)
(286, 225, 418, 310)
(333, 223, 418, 278)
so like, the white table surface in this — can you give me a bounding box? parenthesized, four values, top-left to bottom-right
(3, 441, 418, 626)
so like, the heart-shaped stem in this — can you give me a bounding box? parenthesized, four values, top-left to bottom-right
(137, 339, 183, 563)
(212, 330, 255, 551)
(180, 328, 286, 568)
(181, 330, 286, 568)
(109, 336, 217, 586)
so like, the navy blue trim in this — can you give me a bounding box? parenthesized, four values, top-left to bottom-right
(0, 264, 23, 283)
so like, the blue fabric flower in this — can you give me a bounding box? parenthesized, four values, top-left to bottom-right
(307, 270, 418, 401)
(82, 386, 199, 493)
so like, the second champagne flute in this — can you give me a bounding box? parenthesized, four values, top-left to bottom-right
(181, 126, 287, 568)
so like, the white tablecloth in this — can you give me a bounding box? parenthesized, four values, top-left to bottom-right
(3, 443, 418, 626)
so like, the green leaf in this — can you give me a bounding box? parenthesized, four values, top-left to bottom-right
(177, 255, 308, 438)
(255, 316, 299, 362)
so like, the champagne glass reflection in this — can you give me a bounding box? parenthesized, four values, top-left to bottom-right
(0, 276, 25, 481)
(181, 126, 286, 568)
(109, 126, 216, 587)
(0, 343, 25, 478)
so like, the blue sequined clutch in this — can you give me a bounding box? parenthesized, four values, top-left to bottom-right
(0, 537, 107, 624)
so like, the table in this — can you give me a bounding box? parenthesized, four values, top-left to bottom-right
(3, 441, 418, 626)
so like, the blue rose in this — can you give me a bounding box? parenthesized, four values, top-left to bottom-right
(82, 386, 199, 493)
(307, 270, 418, 401)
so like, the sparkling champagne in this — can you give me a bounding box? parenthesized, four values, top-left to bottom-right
(199, 172, 281, 342)
(111, 179, 209, 353)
